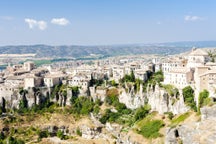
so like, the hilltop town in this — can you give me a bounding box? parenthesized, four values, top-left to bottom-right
(0, 47, 216, 143)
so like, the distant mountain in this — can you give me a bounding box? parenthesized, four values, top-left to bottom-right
(0, 41, 216, 58)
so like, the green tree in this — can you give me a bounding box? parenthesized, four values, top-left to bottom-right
(153, 70, 164, 83)
(19, 88, 28, 110)
(134, 105, 151, 121)
(37, 130, 49, 141)
(69, 86, 80, 104)
(70, 96, 94, 115)
(51, 84, 63, 101)
(198, 89, 210, 110)
(130, 70, 135, 82)
(1, 97, 6, 113)
(207, 49, 216, 62)
(182, 86, 197, 111)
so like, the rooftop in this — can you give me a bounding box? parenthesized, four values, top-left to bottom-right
(189, 48, 208, 56)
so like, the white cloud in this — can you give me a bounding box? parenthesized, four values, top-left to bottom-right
(184, 15, 203, 21)
(37, 21, 47, 30)
(25, 19, 37, 29)
(24, 18, 47, 30)
(51, 18, 70, 26)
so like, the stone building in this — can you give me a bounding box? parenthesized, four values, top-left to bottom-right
(163, 67, 194, 89)
(23, 61, 35, 71)
(187, 48, 209, 68)
(24, 75, 43, 89)
(44, 74, 66, 88)
(68, 73, 90, 90)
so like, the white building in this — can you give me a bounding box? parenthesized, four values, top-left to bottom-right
(187, 48, 209, 69)
(163, 67, 193, 89)
(24, 75, 43, 89)
(68, 74, 90, 90)
(44, 74, 65, 88)
(134, 69, 149, 82)
(162, 57, 187, 73)
(112, 65, 125, 82)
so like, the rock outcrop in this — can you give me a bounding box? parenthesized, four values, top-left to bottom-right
(80, 125, 103, 139)
(147, 84, 189, 115)
(166, 105, 216, 144)
(89, 86, 106, 102)
(118, 83, 188, 115)
(119, 84, 145, 109)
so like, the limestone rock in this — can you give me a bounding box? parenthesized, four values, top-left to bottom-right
(166, 105, 216, 144)
(147, 84, 189, 115)
(119, 84, 145, 109)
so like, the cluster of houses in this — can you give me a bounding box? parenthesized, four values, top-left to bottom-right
(0, 57, 155, 101)
(160, 48, 216, 102)
(0, 47, 215, 107)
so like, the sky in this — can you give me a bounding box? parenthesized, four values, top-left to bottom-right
(0, 0, 216, 46)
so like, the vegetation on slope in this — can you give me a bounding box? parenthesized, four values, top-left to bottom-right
(182, 86, 197, 111)
(169, 112, 190, 127)
(138, 120, 164, 138)
(198, 89, 213, 112)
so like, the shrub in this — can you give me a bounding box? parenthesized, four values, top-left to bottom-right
(99, 109, 120, 124)
(120, 70, 136, 83)
(198, 89, 209, 109)
(70, 96, 94, 115)
(93, 105, 100, 114)
(110, 80, 118, 87)
(138, 120, 164, 138)
(57, 130, 64, 140)
(170, 112, 190, 127)
(76, 128, 82, 136)
(37, 130, 49, 141)
(0, 132, 5, 140)
(134, 105, 151, 121)
(163, 84, 179, 96)
(7, 136, 25, 144)
(105, 88, 119, 105)
(182, 86, 197, 111)
(167, 112, 174, 120)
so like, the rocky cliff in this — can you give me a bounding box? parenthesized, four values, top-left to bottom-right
(147, 84, 189, 115)
(166, 105, 216, 144)
(119, 83, 145, 109)
(118, 83, 188, 115)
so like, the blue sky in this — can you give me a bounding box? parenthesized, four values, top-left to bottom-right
(0, 0, 216, 45)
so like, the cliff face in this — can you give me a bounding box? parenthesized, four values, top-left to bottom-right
(118, 83, 188, 115)
(119, 84, 145, 109)
(0, 87, 69, 110)
(166, 105, 216, 144)
(89, 86, 106, 102)
(147, 84, 189, 115)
